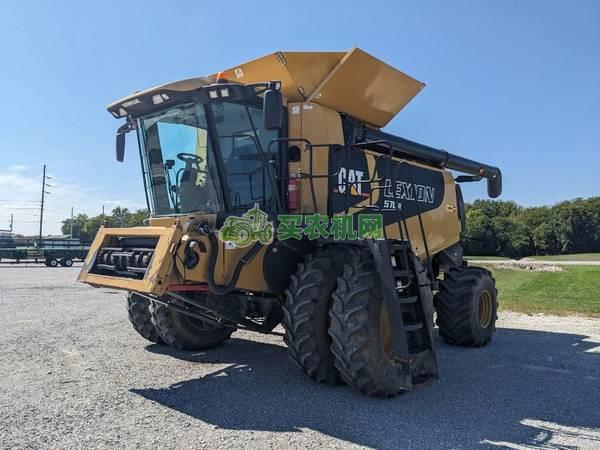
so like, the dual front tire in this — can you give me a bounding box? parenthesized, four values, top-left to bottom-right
(283, 247, 498, 396)
(282, 247, 351, 384)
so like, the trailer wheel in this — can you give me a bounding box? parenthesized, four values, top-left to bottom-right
(127, 292, 164, 344)
(282, 246, 353, 385)
(434, 267, 498, 347)
(46, 258, 59, 267)
(60, 258, 74, 267)
(150, 301, 235, 351)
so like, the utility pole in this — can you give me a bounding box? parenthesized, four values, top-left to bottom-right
(70, 207, 74, 238)
(102, 205, 105, 216)
(0, 214, 13, 233)
(38, 165, 51, 245)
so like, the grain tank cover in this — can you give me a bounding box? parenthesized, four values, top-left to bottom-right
(215, 47, 424, 128)
(214, 51, 346, 102)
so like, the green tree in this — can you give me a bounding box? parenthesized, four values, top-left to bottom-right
(61, 213, 89, 239)
(60, 208, 150, 242)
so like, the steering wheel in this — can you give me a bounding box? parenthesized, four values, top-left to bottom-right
(177, 152, 204, 164)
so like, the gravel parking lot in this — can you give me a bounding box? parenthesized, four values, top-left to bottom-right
(1, 266, 599, 449)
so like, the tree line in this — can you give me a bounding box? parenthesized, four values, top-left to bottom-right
(61, 207, 149, 242)
(464, 197, 600, 257)
(63, 197, 600, 257)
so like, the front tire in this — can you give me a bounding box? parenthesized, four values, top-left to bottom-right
(328, 249, 431, 397)
(126, 292, 164, 344)
(150, 301, 235, 351)
(434, 267, 498, 347)
(282, 246, 352, 385)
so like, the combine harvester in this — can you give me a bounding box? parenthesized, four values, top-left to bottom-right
(79, 48, 502, 396)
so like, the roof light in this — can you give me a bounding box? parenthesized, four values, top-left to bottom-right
(122, 98, 141, 108)
(216, 71, 228, 83)
(209, 90, 218, 99)
(152, 94, 164, 105)
(118, 108, 127, 117)
(220, 88, 229, 97)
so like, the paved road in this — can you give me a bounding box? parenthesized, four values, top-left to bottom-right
(1, 267, 599, 449)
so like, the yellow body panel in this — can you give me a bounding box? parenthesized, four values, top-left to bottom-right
(308, 48, 424, 127)
(215, 51, 345, 102)
(288, 102, 345, 214)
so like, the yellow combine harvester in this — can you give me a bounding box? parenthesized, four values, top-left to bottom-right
(79, 48, 502, 396)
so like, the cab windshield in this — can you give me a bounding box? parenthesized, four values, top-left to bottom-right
(139, 101, 278, 215)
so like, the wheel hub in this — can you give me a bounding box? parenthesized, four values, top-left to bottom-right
(478, 290, 493, 328)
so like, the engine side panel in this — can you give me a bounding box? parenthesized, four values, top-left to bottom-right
(329, 147, 461, 258)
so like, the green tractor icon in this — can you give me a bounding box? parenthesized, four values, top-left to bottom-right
(218, 204, 274, 248)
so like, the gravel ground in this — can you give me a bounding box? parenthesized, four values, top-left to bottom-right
(1, 266, 599, 449)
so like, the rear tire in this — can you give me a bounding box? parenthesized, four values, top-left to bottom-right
(282, 246, 352, 385)
(150, 300, 234, 351)
(434, 266, 498, 347)
(126, 292, 164, 344)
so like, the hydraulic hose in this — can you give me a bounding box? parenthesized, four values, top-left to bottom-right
(197, 223, 262, 295)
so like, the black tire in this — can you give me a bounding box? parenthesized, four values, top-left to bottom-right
(282, 246, 352, 384)
(150, 300, 234, 351)
(434, 266, 498, 347)
(126, 292, 164, 344)
(60, 258, 73, 267)
(46, 258, 59, 268)
(329, 249, 431, 397)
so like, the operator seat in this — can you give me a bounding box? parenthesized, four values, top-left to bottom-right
(225, 144, 268, 208)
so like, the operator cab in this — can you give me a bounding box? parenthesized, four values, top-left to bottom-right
(111, 80, 285, 220)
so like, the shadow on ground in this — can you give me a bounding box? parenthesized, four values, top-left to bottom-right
(133, 327, 600, 448)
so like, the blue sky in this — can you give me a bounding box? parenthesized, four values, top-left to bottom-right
(0, 0, 598, 235)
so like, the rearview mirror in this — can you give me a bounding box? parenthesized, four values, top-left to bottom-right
(116, 132, 125, 162)
(487, 170, 502, 198)
(263, 82, 283, 130)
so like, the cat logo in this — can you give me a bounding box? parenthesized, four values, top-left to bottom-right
(335, 167, 370, 197)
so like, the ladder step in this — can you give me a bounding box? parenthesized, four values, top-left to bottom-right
(409, 349, 434, 360)
(396, 295, 418, 304)
(393, 269, 412, 277)
(404, 322, 423, 332)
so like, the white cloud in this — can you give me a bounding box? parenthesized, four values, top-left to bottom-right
(0, 168, 145, 237)
(7, 164, 29, 173)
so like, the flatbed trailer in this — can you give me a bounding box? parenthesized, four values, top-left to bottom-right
(0, 245, 89, 267)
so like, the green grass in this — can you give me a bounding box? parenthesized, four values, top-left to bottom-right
(526, 253, 600, 261)
(464, 256, 511, 261)
(481, 265, 600, 316)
